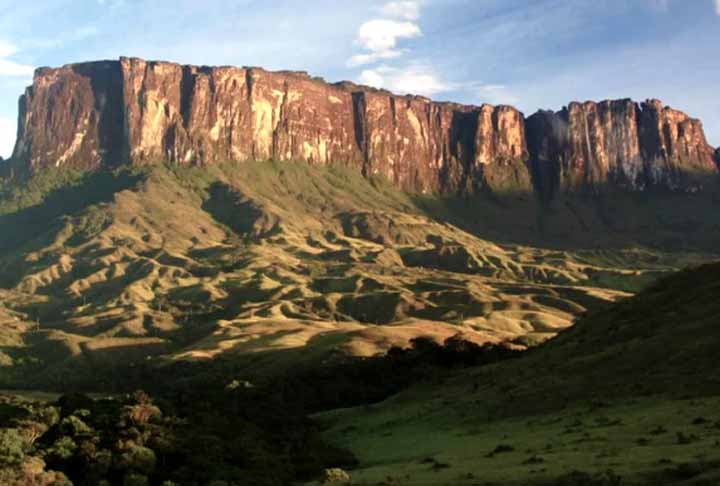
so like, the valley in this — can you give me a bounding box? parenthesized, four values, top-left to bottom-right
(0, 161, 716, 392)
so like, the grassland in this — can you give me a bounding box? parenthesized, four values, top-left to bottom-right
(0, 161, 717, 390)
(314, 262, 720, 485)
(0, 160, 719, 484)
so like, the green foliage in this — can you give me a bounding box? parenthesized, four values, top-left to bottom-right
(116, 444, 156, 474)
(0, 167, 88, 216)
(58, 415, 93, 436)
(0, 166, 146, 255)
(47, 436, 77, 461)
(0, 429, 26, 466)
(0, 388, 356, 485)
(123, 472, 150, 486)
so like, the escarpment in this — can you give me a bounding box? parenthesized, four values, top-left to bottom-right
(10, 57, 718, 198)
(526, 99, 718, 196)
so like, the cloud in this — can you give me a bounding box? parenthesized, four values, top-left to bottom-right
(356, 19, 421, 52)
(348, 48, 404, 67)
(381, 1, 422, 20)
(348, 19, 421, 67)
(0, 41, 19, 58)
(0, 116, 16, 159)
(358, 64, 457, 97)
(347, 2, 424, 67)
(359, 69, 385, 88)
(0, 41, 35, 77)
(357, 65, 519, 105)
(715, 0, 720, 15)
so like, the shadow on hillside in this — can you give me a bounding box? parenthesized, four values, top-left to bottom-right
(0, 170, 145, 289)
(201, 182, 281, 240)
(0, 169, 144, 253)
(413, 187, 720, 251)
(14, 330, 521, 413)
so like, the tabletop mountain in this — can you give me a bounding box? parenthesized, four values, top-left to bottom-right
(10, 58, 718, 198)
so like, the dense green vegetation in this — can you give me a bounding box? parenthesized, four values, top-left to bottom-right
(0, 337, 521, 486)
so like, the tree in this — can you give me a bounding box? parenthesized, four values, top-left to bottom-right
(0, 428, 26, 466)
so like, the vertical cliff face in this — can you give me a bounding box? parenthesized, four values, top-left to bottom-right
(119, 58, 364, 170)
(12, 58, 530, 194)
(13, 61, 126, 170)
(10, 57, 717, 197)
(526, 99, 718, 196)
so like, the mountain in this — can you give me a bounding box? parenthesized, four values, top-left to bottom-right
(2, 58, 720, 486)
(10, 57, 718, 197)
(1, 58, 720, 391)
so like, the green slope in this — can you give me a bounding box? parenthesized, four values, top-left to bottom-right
(317, 262, 720, 485)
(0, 161, 717, 390)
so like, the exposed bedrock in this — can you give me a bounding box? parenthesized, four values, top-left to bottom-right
(11, 58, 718, 197)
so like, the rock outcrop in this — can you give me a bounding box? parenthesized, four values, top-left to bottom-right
(10, 57, 718, 197)
(13, 58, 529, 194)
(526, 99, 718, 196)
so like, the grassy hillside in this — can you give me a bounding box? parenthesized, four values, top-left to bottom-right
(317, 262, 720, 485)
(0, 161, 717, 391)
(1, 161, 719, 485)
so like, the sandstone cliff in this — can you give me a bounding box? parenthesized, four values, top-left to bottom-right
(10, 57, 718, 197)
(526, 99, 718, 196)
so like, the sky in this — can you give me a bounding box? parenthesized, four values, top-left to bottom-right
(0, 0, 719, 158)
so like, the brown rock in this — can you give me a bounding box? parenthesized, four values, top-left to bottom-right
(10, 58, 717, 198)
(12, 58, 529, 195)
(526, 99, 717, 195)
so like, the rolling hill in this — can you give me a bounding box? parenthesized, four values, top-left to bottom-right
(317, 262, 720, 485)
(0, 160, 717, 391)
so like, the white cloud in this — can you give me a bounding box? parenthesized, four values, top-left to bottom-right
(347, 2, 424, 67)
(358, 64, 456, 97)
(0, 41, 19, 58)
(359, 69, 386, 88)
(0, 59, 34, 76)
(348, 48, 404, 67)
(381, 1, 422, 20)
(715, 0, 720, 15)
(0, 116, 16, 159)
(348, 19, 421, 67)
(358, 65, 518, 105)
(0, 41, 34, 77)
(356, 19, 421, 52)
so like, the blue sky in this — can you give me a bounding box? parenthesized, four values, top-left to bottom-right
(0, 0, 719, 157)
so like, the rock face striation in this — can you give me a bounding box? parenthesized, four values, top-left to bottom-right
(11, 57, 718, 197)
(526, 100, 718, 196)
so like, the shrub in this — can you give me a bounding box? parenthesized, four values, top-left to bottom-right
(116, 444, 157, 474)
(322, 468, 351, 483)
(123, 472, 150, 486)
(0, 429, 26, 466)
(47, 437, 78, 461)
(59, 415, 93, 436)
(122, 403, 162, 427)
